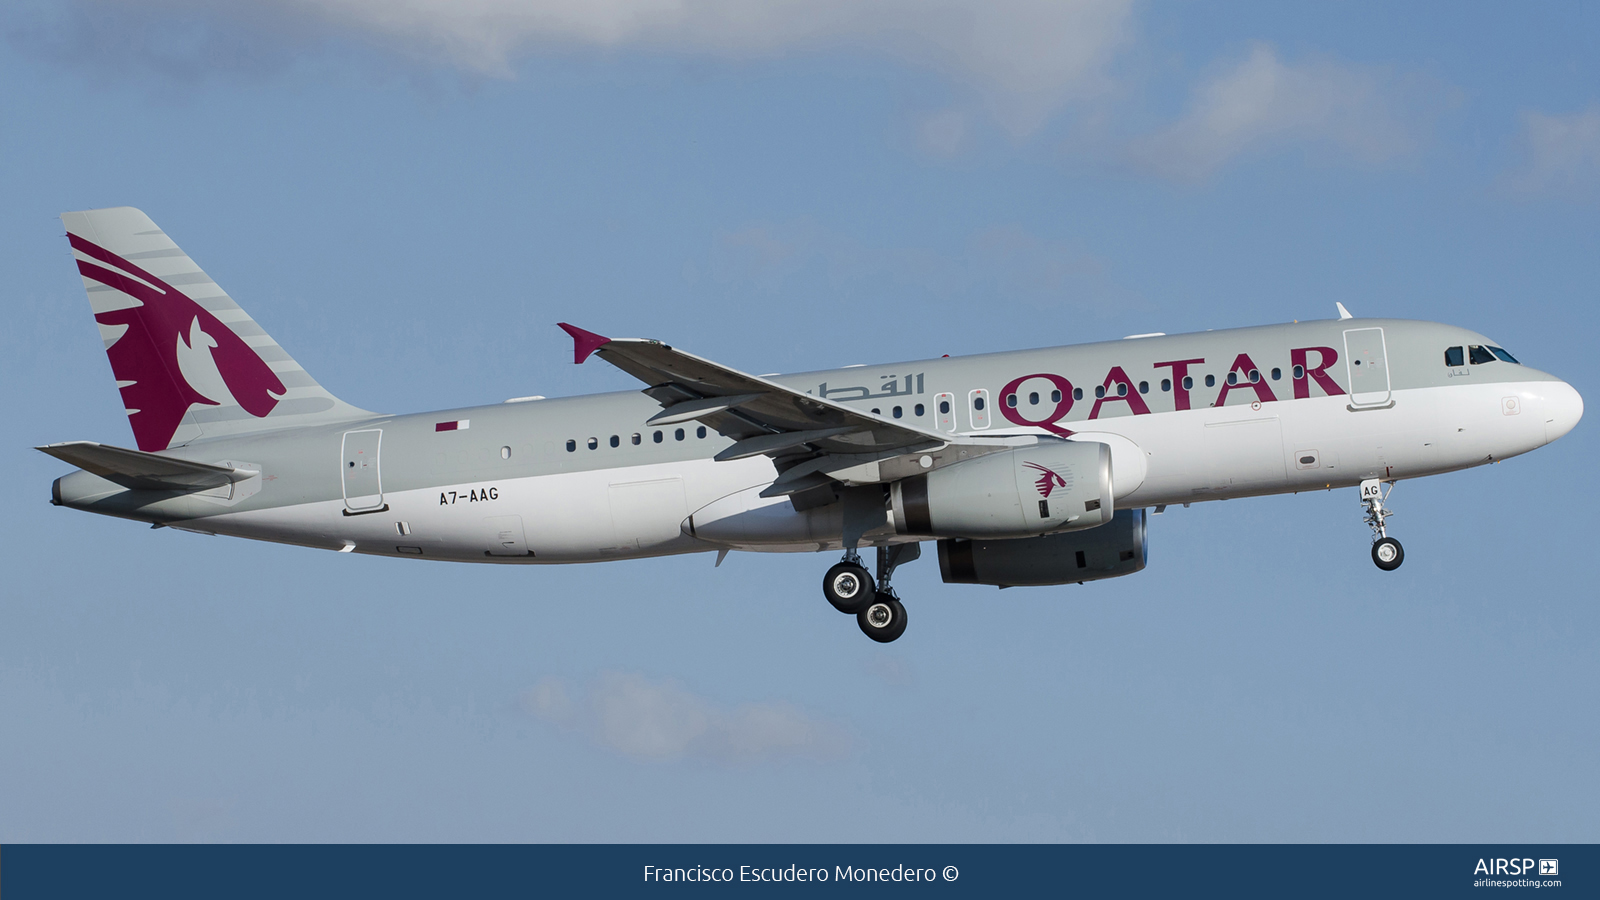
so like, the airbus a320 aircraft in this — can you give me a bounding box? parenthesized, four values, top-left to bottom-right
(41, 208, 1584, 642)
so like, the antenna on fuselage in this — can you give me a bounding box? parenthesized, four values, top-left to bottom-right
(1336, 302, 1354, 320)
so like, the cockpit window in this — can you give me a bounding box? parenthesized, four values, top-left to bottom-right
(1444, 346, 1464, 367)
(1489, 346, 1519, 364)
(1468, 345, 1497, 365)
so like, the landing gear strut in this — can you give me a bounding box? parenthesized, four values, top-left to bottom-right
(820, 543, 919, 642)
(1360, 478, 1404, 571)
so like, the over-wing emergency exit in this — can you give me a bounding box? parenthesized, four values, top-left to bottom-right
(41, 208, 1584, 642)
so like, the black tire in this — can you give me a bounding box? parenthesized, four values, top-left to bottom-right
(857, 598, 908, 643)
(823, 562, 875, 614)
(1372, 537, 1404, 571)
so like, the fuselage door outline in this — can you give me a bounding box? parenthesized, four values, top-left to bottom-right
(1343, 328, 1392, 408)
(341, 429, 384, 512)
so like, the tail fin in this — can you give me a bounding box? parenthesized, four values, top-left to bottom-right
(61, 207, 370, 451)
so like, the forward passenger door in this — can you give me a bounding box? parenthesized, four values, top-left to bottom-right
(1343, 328, 1391, 407)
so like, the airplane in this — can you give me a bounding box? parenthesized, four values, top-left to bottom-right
(39, 207, 1584, 643)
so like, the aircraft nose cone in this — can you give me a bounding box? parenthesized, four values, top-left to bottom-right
(1543, 380, 1584, 445)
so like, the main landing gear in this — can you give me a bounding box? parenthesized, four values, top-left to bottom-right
(1360, 478, 1404, 571)
(822, 544, 918, 642)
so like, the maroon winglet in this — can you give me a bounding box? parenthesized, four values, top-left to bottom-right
(558, 323, 610, 364)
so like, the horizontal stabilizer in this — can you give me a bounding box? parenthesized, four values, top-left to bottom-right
(36, 441, 256, 491)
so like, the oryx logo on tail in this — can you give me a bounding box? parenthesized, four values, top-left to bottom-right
(69, 234, 285, 451)
(1023, 461, 1067, 498)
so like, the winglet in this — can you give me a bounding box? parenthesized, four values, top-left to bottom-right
(557, 323, 610, 364)
(1335, 302, 1354, 320)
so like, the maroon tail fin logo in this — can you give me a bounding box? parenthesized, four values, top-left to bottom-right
(69, 234, 285, 451)
(1023, 461, 1067, 498)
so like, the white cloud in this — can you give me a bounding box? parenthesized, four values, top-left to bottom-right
(36, 0, 1129, 136)
(519, 672, 850, 764)
(290, 0, 1134, 134)
(1126, 43, 1435, 182)
(1506, 104, 1600, 199)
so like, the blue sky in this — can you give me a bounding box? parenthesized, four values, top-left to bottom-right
(2, 0, 1596, 841)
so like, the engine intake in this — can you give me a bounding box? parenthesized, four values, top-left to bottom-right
(891, 440, 1112, 539)
(937, 508, 1147, 587)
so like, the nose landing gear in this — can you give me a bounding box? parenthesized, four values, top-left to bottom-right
(1360, 478, 1404, 571)
(820, 543, 920, 641)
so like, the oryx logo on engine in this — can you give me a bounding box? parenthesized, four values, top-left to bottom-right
(1023, 461, 1067, 498)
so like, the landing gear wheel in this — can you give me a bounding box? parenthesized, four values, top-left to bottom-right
(823, 562, 875, 614)
(857, 598, 908, 643)
(1372, 537, 1404, 571)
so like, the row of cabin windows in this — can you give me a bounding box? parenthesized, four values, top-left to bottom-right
(868, 403, 926, 418)
(559, 360, 1340, 453)
(1444, 345, 1519, 367)
(566, 425, 708, 452)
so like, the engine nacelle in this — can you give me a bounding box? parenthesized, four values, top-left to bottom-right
(937, 508, 1147, 587)
(890, 440, 1112, 539)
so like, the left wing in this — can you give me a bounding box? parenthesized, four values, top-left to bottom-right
(558, 324, 1005, 496)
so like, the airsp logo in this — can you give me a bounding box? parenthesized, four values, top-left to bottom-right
(1473, 858, 1553, 876)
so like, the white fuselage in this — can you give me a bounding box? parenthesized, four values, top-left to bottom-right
(155, 353, 1579, 564)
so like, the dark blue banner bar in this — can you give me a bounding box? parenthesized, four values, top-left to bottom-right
(4, 844, 1593, 898)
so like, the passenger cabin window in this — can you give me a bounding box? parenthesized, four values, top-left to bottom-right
(1161, 378, 1172, 392)
(1468, 345, 1496, 365)
(587, 437, 598, 450)
(566, 439, 576, 452)
(653, 430, 663, 443)
(675, 428, 685, 441)
(1205, 374, 1216, 388)
(632, 433, 641, 445)
(1073, 387, 1084, 401)
(1444, 346, 1464, 367)
(696, 426, 707, 438)
(968, 389, 991, 429)
(934, 393, 955, 432)
(1271, 368, 1281, 381)
(914, 403, 925, 416)
(609, 435, 619, 448)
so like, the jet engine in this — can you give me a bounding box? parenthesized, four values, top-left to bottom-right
(937, 508, 1147, 587)
(890, 440, 1112, 539)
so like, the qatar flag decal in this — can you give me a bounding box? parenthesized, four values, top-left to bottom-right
(435, 419, 470, 432)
